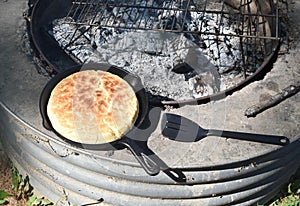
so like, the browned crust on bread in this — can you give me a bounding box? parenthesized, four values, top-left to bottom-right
(47, 70, 139, 144)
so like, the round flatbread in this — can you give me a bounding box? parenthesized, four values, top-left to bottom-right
(47, 70, 139, 144)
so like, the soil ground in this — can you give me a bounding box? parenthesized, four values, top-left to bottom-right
(0, 146, 27, 205)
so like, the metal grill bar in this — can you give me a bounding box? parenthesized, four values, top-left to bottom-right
(65, 0, 196, 31)
(62, 0, 279, 40)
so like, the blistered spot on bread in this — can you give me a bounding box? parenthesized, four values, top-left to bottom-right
(102, 75, 118, 94)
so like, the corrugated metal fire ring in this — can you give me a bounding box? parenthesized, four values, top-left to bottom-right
(1, 102, 300, 205)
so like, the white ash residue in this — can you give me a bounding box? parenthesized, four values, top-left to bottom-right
(51, 1, 246, 100)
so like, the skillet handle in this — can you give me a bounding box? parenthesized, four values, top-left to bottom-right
(121, 137, 161, 176)
(207, 129, 289, 146)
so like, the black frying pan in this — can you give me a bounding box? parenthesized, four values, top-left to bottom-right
(39, 63, 161, 175)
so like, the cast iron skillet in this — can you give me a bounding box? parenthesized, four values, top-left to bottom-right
(39, 63, 161, 175)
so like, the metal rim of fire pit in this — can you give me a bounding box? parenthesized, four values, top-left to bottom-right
(29, 0, 282, 106)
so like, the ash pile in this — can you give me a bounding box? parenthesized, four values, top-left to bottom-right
(50, 0, 276, 101)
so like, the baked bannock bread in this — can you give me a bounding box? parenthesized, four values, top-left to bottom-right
(47, 70, 139, 144)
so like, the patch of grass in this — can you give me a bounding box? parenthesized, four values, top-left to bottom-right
(4, 165, 53, 206)
(1, 161, 79, 206)
(11, 166, 34, 201)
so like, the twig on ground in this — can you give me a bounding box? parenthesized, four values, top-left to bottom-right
(245, 83, 300, 117)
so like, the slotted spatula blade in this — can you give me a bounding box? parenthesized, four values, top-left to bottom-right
(161, 113, 289, 146)
(161, 113, 207, 142)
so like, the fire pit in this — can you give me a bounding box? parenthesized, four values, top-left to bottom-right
(31, 0, 280, 105)
(0, 0, 300, 205)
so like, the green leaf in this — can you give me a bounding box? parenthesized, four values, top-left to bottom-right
(11, 166, 21, 192)
(39, 198, 52, 205)
(0, 200, 7, 205)
(27, 195, 53, 206)
(27, 195, 38, 206)
(0, 190, 10, 200)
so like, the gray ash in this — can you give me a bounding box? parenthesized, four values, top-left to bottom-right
(51, 1, 254, 101)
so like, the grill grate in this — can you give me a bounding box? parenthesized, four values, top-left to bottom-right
(64, 0, 194, 32)
(49, 0, 286, 102)
(63, 0, 280, 38)
(58, 0, 281, 72)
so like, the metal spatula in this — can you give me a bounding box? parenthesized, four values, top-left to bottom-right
(161, 113, 289, 146)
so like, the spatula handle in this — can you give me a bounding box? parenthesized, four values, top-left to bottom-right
(206, 129, 289, 146)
